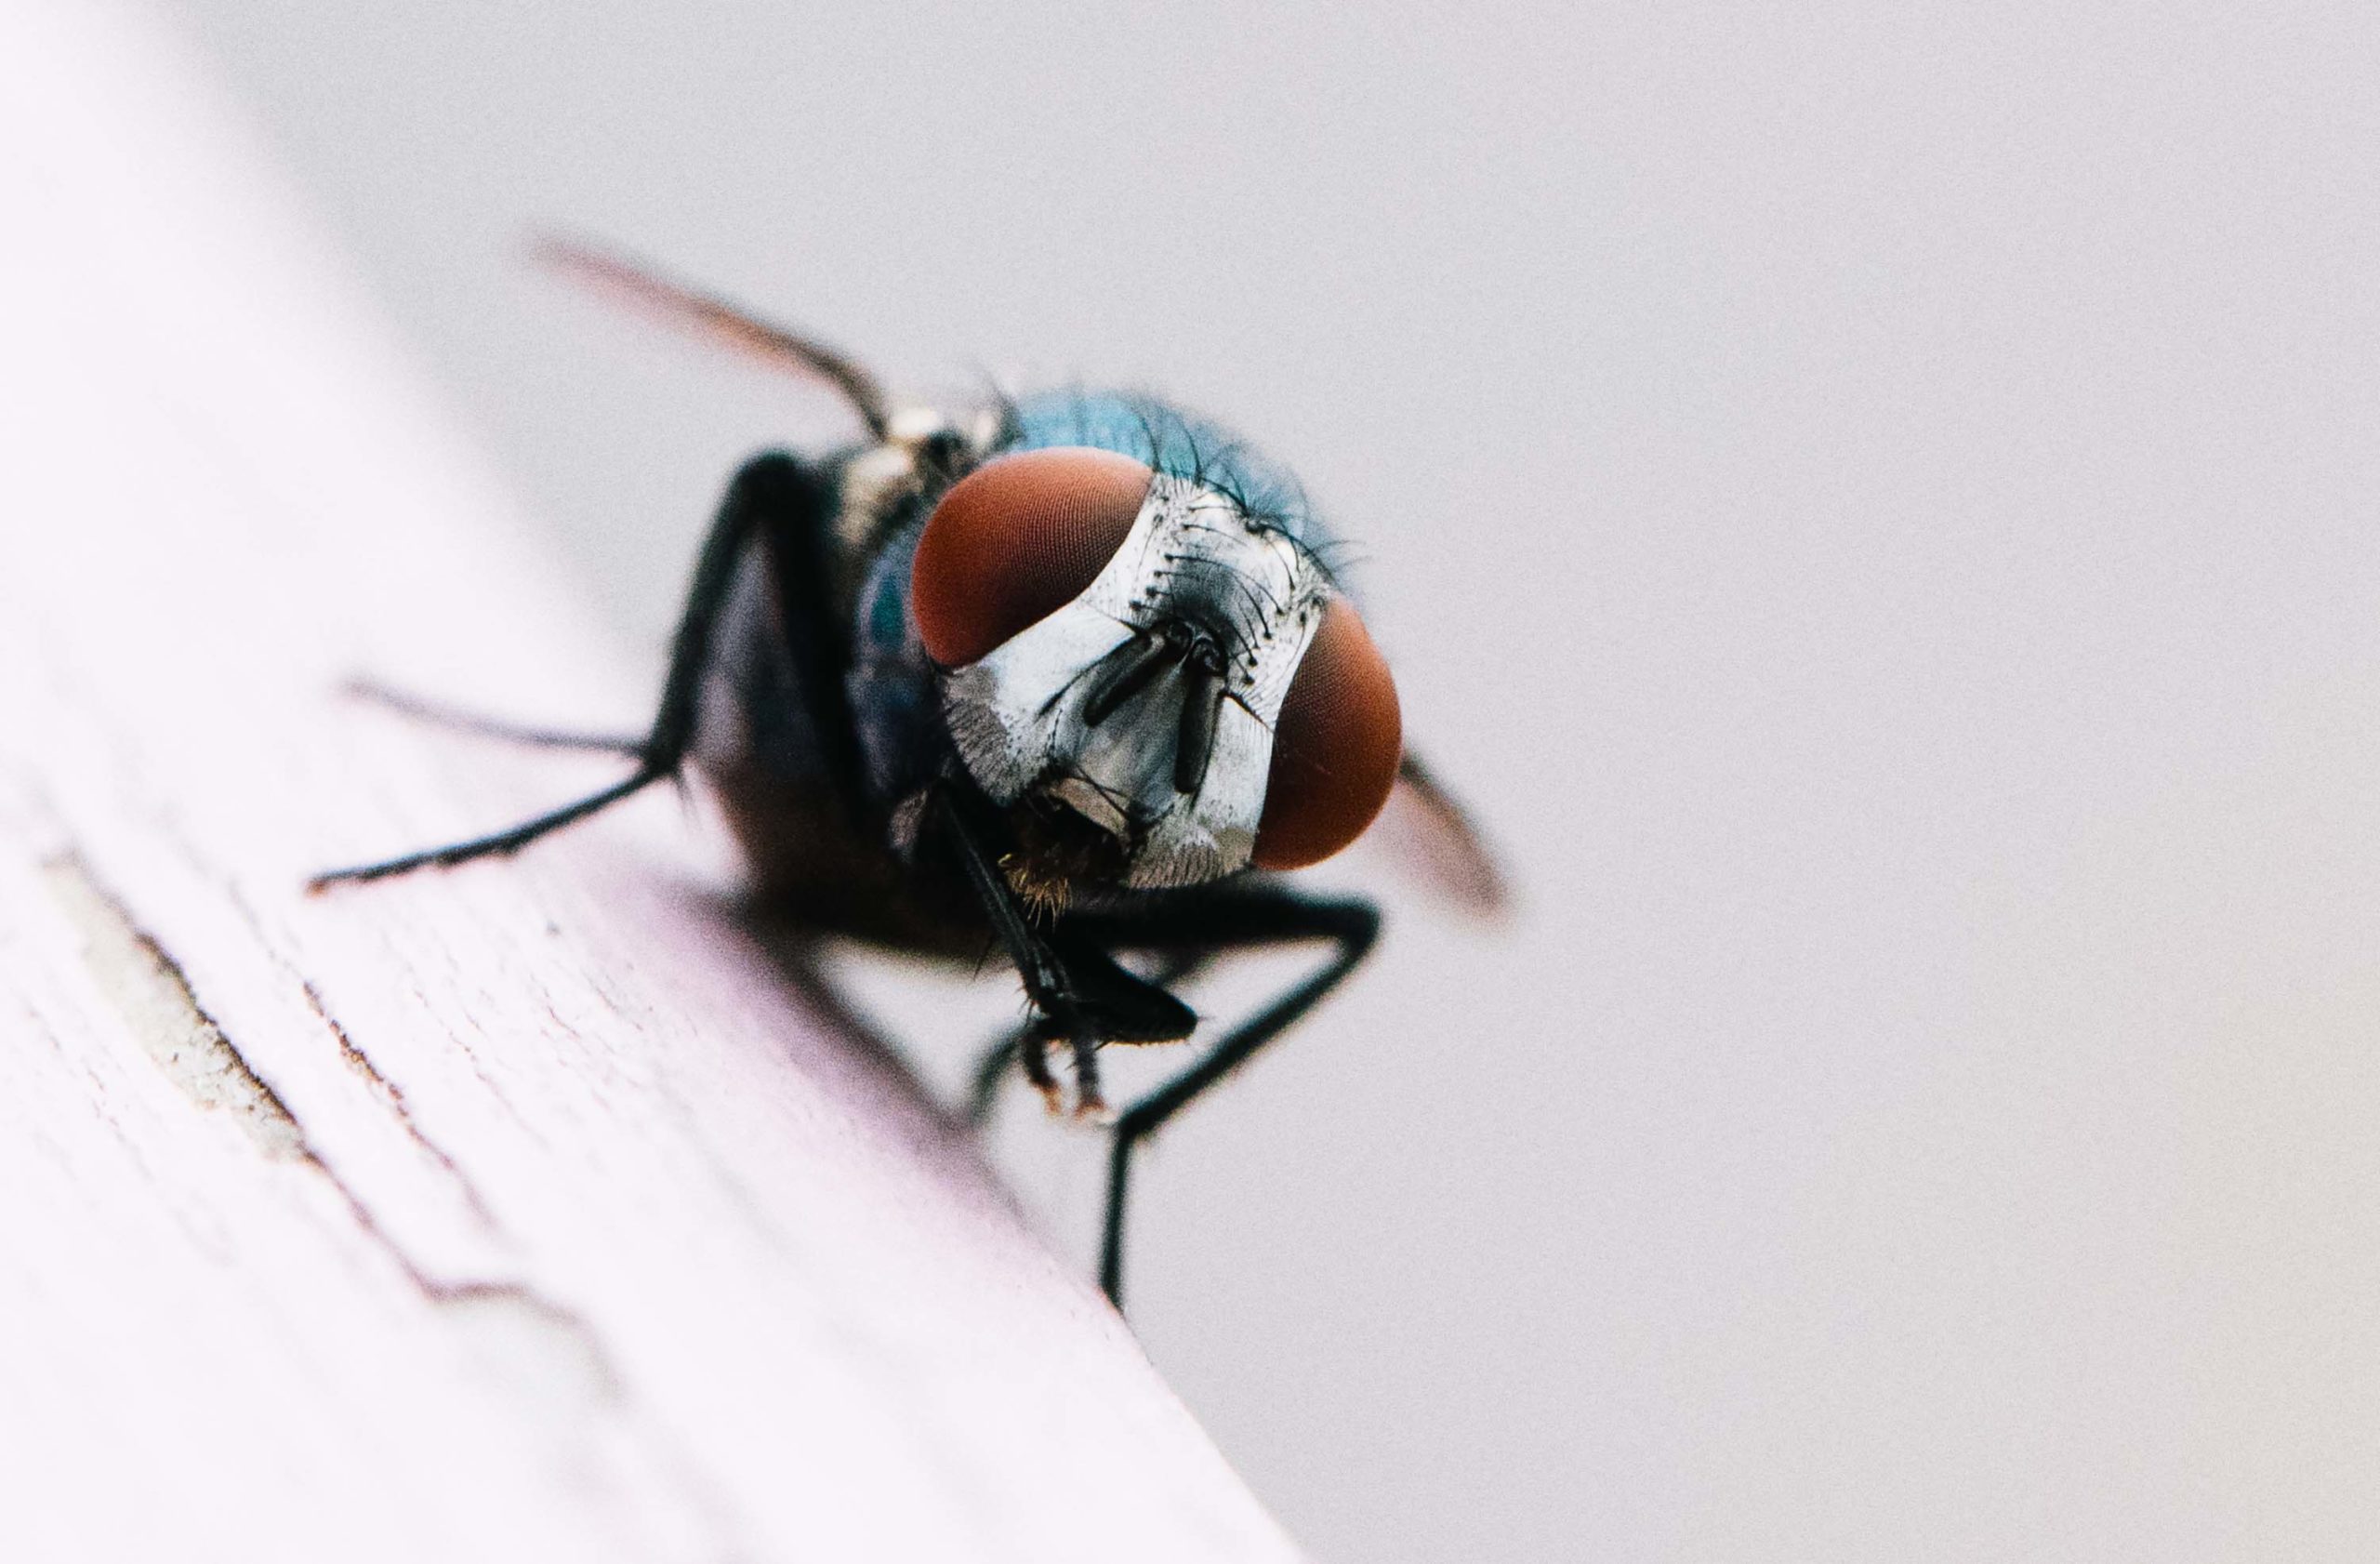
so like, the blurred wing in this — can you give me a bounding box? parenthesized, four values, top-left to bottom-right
(1372, 751, 1510, 916)
(533, 234, 890, 440)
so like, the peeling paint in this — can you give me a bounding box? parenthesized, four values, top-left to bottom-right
(39, 851, 620, 1398)
(43, 852, 306, 1159)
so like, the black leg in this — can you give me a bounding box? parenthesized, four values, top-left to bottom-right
(340, 677, 644, 756)
(926, 789, 1198, 1116)
(745, 456, 874, 833)
(1016, 1027, 1063, 1113)
(965, 947, 1210, 1127)
(311, 451, 836, 889)
(645, 451, 835, 774)
(1071, 888, 1381, 1308)
(306, 770, 672, 886)
(928, 789, 1110, 1114)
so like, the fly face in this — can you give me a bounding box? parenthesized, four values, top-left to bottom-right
(910, 440, 1404, 903)
(941, 471, 1331, 889)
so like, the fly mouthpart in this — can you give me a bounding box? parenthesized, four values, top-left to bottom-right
(1047, 773, 1133, 838)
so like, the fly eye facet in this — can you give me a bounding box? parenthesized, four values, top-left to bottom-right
(911, 447, 1154, 667)
(1253, 597, 1403, 870)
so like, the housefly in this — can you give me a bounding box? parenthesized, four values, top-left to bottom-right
(313, 242, 1504, 1307)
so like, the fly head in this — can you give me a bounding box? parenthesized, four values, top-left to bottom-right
(913, 444, 1404, 899)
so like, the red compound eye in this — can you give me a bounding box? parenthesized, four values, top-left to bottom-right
(1254, 598, 1402, 870)
(911, 447, 1153, 667)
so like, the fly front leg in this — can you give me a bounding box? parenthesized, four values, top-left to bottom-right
(927, 789, 1195, 1116)
(338, 678, 645, 755)
(965, 947, 1210, 1126)
(1064, 888, 1380, 1308)
(311, 450, 840, 888)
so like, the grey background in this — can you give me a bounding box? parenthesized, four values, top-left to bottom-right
(161, 2, 2380, 1557)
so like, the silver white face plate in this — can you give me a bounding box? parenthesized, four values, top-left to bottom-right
(942, 473, 1331, 888)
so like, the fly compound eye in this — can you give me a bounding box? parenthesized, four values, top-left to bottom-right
(1253, 597, 1403, 871)
(911, 447, 1154, 666)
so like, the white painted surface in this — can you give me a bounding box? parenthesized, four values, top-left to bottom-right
(0, 7, 1302, 1560)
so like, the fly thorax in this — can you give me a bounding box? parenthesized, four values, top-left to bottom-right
(942, 473, 1330, 889)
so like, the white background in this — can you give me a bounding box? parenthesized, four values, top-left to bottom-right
(159, 2, 2380, 1557)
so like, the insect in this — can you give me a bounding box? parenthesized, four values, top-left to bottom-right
(313, 243, 1504, 1307)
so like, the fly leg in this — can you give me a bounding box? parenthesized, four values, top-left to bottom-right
(966, 948, 1210, 1126)
(959, 1015, 1068, 1119)
(965, 1013, 1072, 1128)
(931, 790, 1109, 1114)
(339, 678, 644, 756)
(311, 451, 840, 887)
(928, 789, 1196, 1117)
(1064, 888, 1380, 1308)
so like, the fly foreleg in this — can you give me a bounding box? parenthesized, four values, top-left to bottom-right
(311, 450, 834, 888)
(337, 677, 645, 755)
(927, 789, 1196, 1117)
(1066, 889, 1381, 1308)
(965, 947, 1210, 1126)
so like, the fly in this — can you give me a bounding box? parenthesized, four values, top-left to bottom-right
(312, 240, 1505, 1308)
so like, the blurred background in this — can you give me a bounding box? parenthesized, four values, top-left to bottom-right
(158, 1, 2380, 1557)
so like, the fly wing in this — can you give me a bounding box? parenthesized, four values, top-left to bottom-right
(534, 235, 890, 440)
(1371, 751, 1509, 915)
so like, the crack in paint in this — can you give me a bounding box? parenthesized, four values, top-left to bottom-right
(42, 852, 307, 1159)
(33, 842, 759, 1553)
(298, 976, 499, 1231)
(40, 851, 615, 1392)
